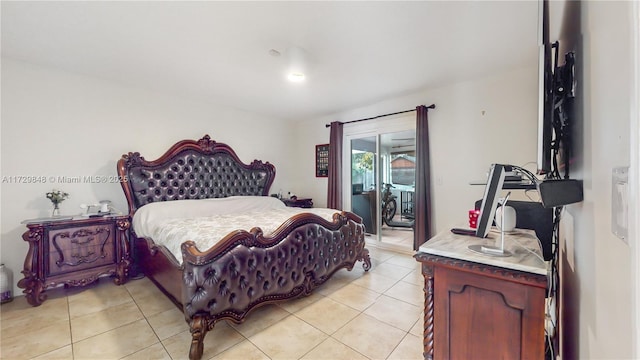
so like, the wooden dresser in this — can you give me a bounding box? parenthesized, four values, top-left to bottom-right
(414, 228, 547, 359)
(18, 215, 131, 306)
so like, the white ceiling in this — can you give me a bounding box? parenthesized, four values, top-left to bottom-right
(1, 1, 539, 121)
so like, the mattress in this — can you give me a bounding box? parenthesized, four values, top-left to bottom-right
(132, 196, 338, 262)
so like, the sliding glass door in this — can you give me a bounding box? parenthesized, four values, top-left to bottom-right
(350, 136, 377, 234)
(345, 124, 415, 249)
(378, 130, 416, 248)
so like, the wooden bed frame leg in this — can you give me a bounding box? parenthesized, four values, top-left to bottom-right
(189, 315, 208, 360)
(359, 248, 372, 271)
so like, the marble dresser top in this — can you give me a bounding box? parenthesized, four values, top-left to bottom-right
(418, 226, 547, 275)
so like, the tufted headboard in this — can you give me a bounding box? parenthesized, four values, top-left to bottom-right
(117, 135, 276, 217)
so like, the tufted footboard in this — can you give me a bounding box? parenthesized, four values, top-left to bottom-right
(180, 211, 370, 360)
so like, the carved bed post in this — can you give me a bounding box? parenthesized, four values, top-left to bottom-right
(114, 218, 131, 285)
(422, 262, 434, 360)
(189, 315, 209, 360)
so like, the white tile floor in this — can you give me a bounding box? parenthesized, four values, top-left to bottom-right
(0, 247, 425, 360)
(380, 226, 414, 248)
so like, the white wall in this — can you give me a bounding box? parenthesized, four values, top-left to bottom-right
(633, 2, 640, 356)
(292, 65, 539, 234)
(0, 59, 294, 296)
(559, 1, 636, 358)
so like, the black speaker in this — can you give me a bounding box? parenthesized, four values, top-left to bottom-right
(538, 179, 584, 208)
(475, 200, 554, 261)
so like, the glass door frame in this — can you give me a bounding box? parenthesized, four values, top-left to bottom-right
(344, 131, 379, 237)
(341, 114, 416, 243)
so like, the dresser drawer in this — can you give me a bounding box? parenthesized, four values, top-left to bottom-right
(47, 224, 116, 276)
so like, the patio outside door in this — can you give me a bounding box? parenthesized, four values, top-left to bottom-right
(350, 136, 377, 235)
(348, 130, 415, 249)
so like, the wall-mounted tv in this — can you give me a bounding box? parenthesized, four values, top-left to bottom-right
(537, 0, 579, 179)
(537, 0, 553, 176)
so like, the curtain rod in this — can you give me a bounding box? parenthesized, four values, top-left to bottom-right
(325, 104, 435, 128)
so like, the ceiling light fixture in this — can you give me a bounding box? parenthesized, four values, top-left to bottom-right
(287, 72, 306, 82)
(285, 46, 308, 83)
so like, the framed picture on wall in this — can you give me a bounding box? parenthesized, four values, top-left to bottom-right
(315, 144, 330, 177)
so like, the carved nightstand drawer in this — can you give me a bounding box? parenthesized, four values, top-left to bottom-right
(47, 224, 116, 276)
(18, 216, 131, 306)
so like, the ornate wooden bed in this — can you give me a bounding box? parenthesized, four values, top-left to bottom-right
(117, 135, 371, 360)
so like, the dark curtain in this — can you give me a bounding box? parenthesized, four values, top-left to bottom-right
(414, 105, 432, 250)
(327, 121, 343, 210)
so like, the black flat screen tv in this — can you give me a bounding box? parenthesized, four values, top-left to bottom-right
(537, 0, 554, 176)
(537, 0, 579, 179)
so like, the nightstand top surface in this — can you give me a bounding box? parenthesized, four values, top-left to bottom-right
(21, 214, 127, 225)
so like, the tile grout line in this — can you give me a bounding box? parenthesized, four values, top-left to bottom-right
(67, 295, 76, 360)
(123, 281, 174, 360)
(384, 331, 412, 360)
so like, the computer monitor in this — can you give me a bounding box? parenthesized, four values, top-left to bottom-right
(475, 164, 506, 238)
(468, 164, 513, 257)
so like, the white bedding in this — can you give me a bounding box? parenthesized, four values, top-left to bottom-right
(132, 196, 339, 263)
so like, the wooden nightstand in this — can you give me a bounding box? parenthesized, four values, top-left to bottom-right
(18, 215, 131, 306)
(282, 197, 313, 208)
